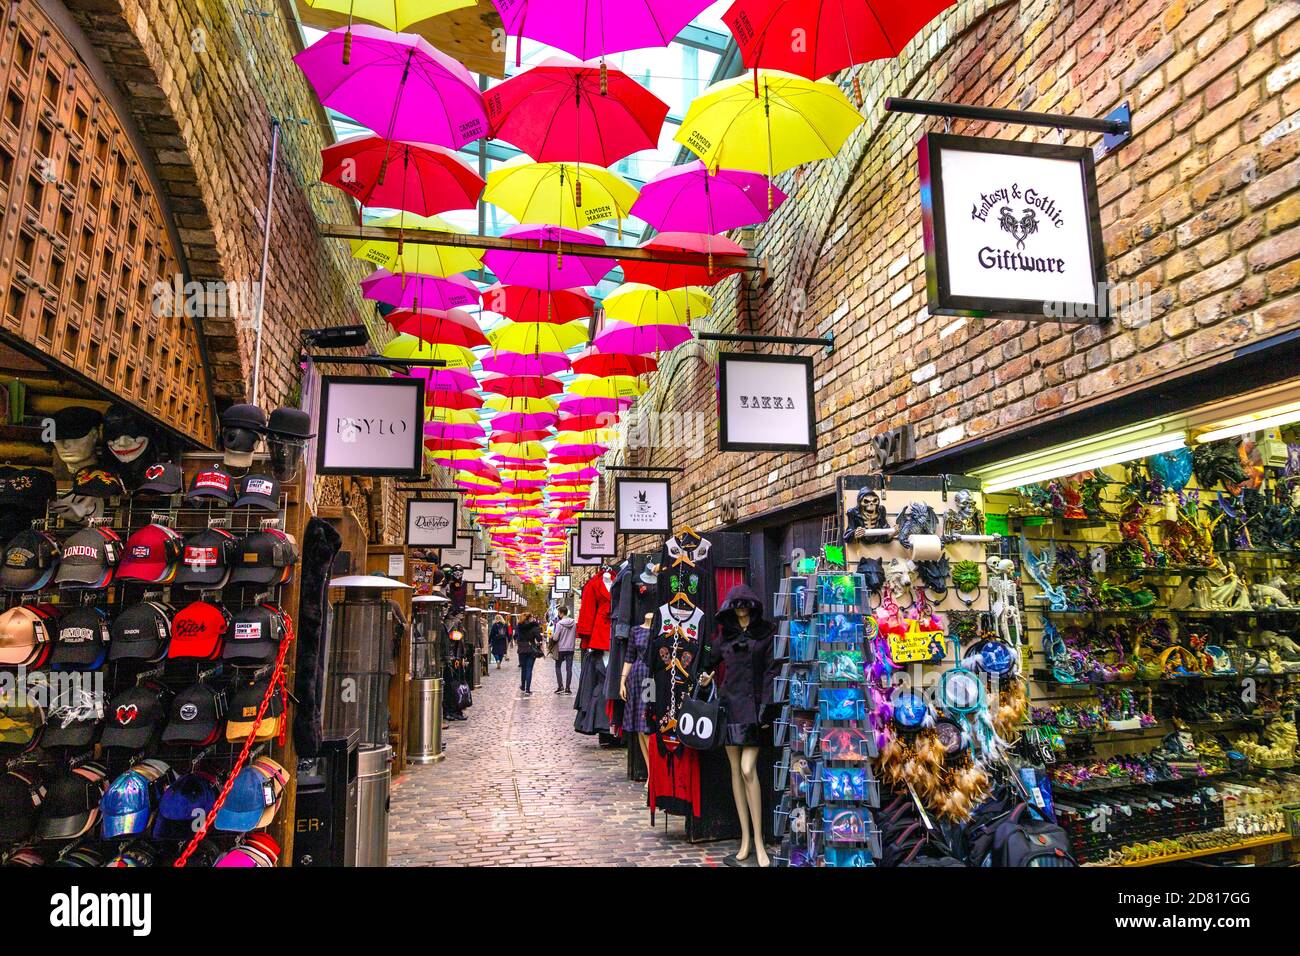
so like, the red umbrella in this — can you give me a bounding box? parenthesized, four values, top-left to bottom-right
(482, 283, 594, 324)
(484, 57, 669, 167)
(558, 413, 619, 432)
(424, 438, 485, 453)
(618, 232, 748, 289)
(479, 374, 565, 399)
(491, 430, 553, 443)
(321, 135, 485, 215)
(570, 350, 657, 378)
(424, 389, 484, 411)
(384, 308, 489, 349)
(723, 0, 956, 105)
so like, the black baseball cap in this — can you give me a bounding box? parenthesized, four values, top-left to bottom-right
(51, 607, 110, 670)
(223, 604, 285, 665)
(2, 529, 60, 592)
(135, 462, 183, 495)
(100, 685, 167, 751)
(41, 681, 105, 749)
(71, 467, 126, 499)
(174, 527, 237, 590)
(35, 763, 107, 841)
(225, 676, 284, 742)
(109, 602, 171, 662)
(234, 474, 281, 510)
(0, 768, 44, 844)
(0, 467, 55, 508)
(162, 683, 224, 746)
(186, 465, 236, 504)
(228, 529, 299, 586)
(53, 527, 120, 589)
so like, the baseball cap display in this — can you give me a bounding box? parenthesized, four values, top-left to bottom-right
(108, 602, 171, 662)
(1, 529, 60, 592)
(0, 699, 43, 753)
(100, 685, 167, 751)
(234, 473, 281, 510)
(225, 675, 283, 742)
(36, 763, 108, 841)
(41, 681, 105, 749)
(174, 527, 237, 590)
(214, 832, 280, 867)
(162, 683, 224, 746)
(71, 467, 127, 499)
(213, 756, 287, 832)
(153, 771, 220, 840)
(168, 601, 229, 660)
(116, 523, 183, 584)
(0, 467, 56, 509)
(0, 604, 56, 667)
(135, 462, 183, 495)
(104, 842, 162, 867)
(186, 465, 236, 504)
(223, 604, 286, 666)
(101, 760, 174, 839)
(51, 607, 110, 671)
(0, 768, 44, 845)
(228, 528, 299, 586)
(54, 527, 121, 589)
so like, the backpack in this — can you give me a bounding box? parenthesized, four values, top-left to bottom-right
(975, 802, 1076, 867)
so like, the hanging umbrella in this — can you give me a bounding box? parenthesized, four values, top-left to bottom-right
(592, 320, 694, 355)
(493, 411, 560, 432)
(480, 351, 572, 377)
(485, 225, 615, 290)
(424, 437, 484, 452)
(382, 334, 477, 367)
(675, 72, 862, 207)
(603, 284, 712, 325)
(362, 270, 481, 311)
(559, 412, 621, 431)
(423, 406, 482, 425)
(321, 136, 484, 215)
(570, 350, 657, 378)
(723, 0, 955, 105)
(385, 308, 490, 349)
(491, 441, 549, 460)
(426, 420, 488, 440)
(492, 429, 554, 444)
(480, 374, 565, 399)
(482, 284, 593, 325)
(352, 213, 484, 275)
(488, 321, 588, 354)
(550, 443, 609, 460)
(294, 26, 487, 148)
(485, 395, 559, 415)
(557, 394, 634, 417)
(619, 233, 748, 289)
(485, 159, 639, 230)
(554, 427, 616, 445)
(490, 0, 715, 63)
(424, 389, 483, 411)
(485, 57, 669, 166)
(397, 367, 479, 391)
(304, 0, 476, 34)
(631, 159, 785, 234)
(567, 375, 646, 400)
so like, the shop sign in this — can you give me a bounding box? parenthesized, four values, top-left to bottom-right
(717, 353, 816, 453)
(405, 499, 458, 548)
(615, 478, 672, 535)
(555, 574, 572, 593)
(570, 535, 602, 566)
(919, 133, 1108, 319)
(316, 376, 425, 477)
(464, 558, 486, 584)
(576, 518, 616, 558)
(442, 535, 474, 567)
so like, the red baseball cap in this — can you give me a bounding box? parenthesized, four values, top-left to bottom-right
(167, 601, 229, 660)
(116, 524, 183, 584)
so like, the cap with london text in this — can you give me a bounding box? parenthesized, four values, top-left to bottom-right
(53, 527, 121, 589)
(108, 602, 171, 662)
(222, 604, 285, 666)
(51, 606, 110, 671)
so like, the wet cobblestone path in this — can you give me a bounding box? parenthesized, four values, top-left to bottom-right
(388, 654, 729, 866)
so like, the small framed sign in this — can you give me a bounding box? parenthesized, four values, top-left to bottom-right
(483, 570, 495, 590)
(570, 536, 602, 566)
(615, 477, 672, 535)
(576, 518, 616, 558)
(718, 352, 816, 453)
(555, 574, 572, 593)
(405, 499, 458, 548)
(463, 558, 486, 584)
(918, 132, 1108, 320)
(316, 376, 425, 477)
(442, 535, 474, 567)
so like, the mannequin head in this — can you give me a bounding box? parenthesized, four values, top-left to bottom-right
(266, 407, 313, 482)
(102, 405, 155, 466)
(219, 404, 267, 470)
(51, 406, 103, 473)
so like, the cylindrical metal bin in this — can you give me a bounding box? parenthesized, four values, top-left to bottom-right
(406, 677, 444, 764)
(354, 743, 392, 867)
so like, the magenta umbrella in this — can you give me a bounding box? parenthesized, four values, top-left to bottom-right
(361, 271, 481, 311)
(592, 320, 695, 355)
(294, 26, 488, 149)
(631, 160, 786, 234)
(493, 411, 560, 431)
(397, 368, 479, 391)
(551, 443, 608, 459)
(425, 421, 488, 441)
(492, 0, 716, 63)
(484, 225, 615, 290)
(480, 351, 572, 377)
(557, 395, 633, 417)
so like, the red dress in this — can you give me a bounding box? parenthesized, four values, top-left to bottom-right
(576, 573, 612, 651)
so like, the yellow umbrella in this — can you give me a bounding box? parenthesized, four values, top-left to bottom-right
(567, 376, 646, 399)
(675, 71, 863, 208)
(428, 448, 485, 463)
(305, 0, 474, 33)
(490, 441, 549, 460)
(488, 321, 588, 354)
(485, 159, 639, 231)
(424, 406, 482, 425)
(484, 395, 559, 414)
(603, 284, 713, 325)
(554, 428, 617, 445)
(352, 212, 484, 276)
(382, 334, 477, 368)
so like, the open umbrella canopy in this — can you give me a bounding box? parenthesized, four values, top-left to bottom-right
(592, 320, 694, 356)
(567, 375, 647, 399)
(557, 394, 634, 417)
(569, 350, 657, 378)
(559, 412, 620, 431)
(320, 136, 484, 215)
(424, 389, 484, 411)
(491, 429, 553, 443)
(675, 71, 863, 189)
(479, 374, 565, 399)
(491, 0, 716, 61)
(484, 225, 615, 289)
(294, 26, 487, 148)
(423, 405, 482, 425)
(480, 351, 572, 377)
(382, 334, 477, 367)
(488, 320, 588, 354)
(352, 212, 484, 275)
(426, 421, 488, 440)
(482, 284, 593, 324)
(602, 284, 713, 325)
(397, 367, 479, 391)
(491, 440, 549, 460)
(485, 395, 559, 414)
(630, 159, 785, 233)
(492, 411, 560, 432)
(385, 308, 490, 348)
(304, 0, 476, 32)
(362, 270, 481, 310)
(485, 57, 669, 166)
(618, 233, 748, 290)
(424, 437, 484, 452)
(485, 159, 639, 229)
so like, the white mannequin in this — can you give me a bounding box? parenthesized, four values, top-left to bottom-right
(620, 611, 654, 770)
(54, 430, 98, 473)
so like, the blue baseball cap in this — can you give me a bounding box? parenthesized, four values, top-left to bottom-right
(101, 770, 153, 838)
(214, 764, 277, 833)
(153, 771, 218, 840)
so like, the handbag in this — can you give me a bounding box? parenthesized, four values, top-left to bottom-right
(678, 681, 726, 750)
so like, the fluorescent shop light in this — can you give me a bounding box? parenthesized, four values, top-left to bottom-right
(972, 421, 1187, 493)
(1191, 400, 1300, 444)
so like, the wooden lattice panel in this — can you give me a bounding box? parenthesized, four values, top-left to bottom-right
(0, 2, 213, 445)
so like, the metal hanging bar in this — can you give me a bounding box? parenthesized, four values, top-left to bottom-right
(884, 97, 1131, 137)
(697, 331, 834, 353)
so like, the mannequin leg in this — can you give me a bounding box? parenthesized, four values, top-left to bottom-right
(725, 745, 753, 860)
(637, 732, 649, 768)
(740, 746, 769, 867)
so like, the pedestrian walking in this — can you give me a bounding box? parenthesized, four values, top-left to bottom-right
(489, 613, 509, 668)
(551, 606, 577, 694)
(515, 613, 543, 696)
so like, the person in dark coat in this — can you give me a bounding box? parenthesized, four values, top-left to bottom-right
(489, 614, 509, 668)
(514, 614, 544, 696)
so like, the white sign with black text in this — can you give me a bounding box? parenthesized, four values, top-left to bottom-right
(442, 535, 474, 567)
(555, 574, 572, 593)
(317, 377, 425, 477)
(615, 478, 672, 535)
(718, 353, 816, 453)
(405, 499, 458, 548)
(576, 518, 616, 558)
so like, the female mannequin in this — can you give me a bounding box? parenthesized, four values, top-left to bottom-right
(620, 611, 655, 769)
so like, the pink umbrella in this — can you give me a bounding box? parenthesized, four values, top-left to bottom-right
(592, 320, 695, 355)
(398, 367, 479, 391)
(484, 225, 615, 290)
(434, 457, 499, 476)
(362, 271, 481, 311)
(427, 421, 488, 441)
(492, 0, 716, 63)
(557, 395, 633, 417)
(631, 160, 786, 234)
(550, 443, 608, 459)
(480, 351, 572, 377)
(493, 411, 560, 432)
(618, 232, 748, 289)
(294, 26, 487, 149)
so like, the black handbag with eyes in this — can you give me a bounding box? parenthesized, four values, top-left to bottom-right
(677, 681, 725, 750)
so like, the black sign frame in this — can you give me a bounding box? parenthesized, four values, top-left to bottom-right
(717, 352, 817, 453)
(316, 375, 426, 478)
(615, 476, 672, 536)
(405, 498, 459, 548)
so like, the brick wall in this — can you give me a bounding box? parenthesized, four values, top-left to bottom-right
(614, 0, 1300, 534)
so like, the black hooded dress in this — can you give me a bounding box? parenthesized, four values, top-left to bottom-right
(702, 582, 779, 746)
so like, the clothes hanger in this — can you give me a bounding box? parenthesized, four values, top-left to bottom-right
(668, 591, 695, 612)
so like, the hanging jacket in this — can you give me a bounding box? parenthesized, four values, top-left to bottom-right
(576, 572, 612, 651)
